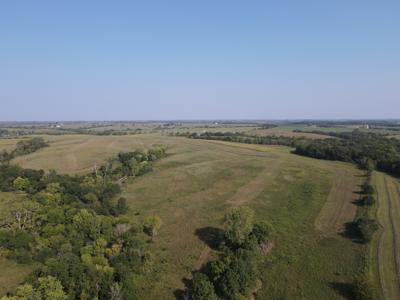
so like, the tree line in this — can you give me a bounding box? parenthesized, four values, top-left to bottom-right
(175, 131, 303, 147)
(293, 130, 400, 176)
(0, 137, 48, 163)
(0, 146, 166, 300)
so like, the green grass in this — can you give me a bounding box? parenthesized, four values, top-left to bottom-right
(0, 134, 367, 299)
(117, 138, 364, 299)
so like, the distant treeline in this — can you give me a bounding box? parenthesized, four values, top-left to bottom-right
(174, 131, 303, 147)
(179, 130, 400, 176)
(0, 137, 48, 163)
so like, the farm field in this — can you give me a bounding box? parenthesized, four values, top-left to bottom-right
(0, 134, 367, 299)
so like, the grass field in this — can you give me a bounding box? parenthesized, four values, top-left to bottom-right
(5, 135, 172, 174)
(372, 172, 400, 299)
(0, 134, 367, 299)
(0, 139, 19, 152)
(117, 138, 364, 299)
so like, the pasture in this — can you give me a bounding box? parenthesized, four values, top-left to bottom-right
(0, 134, 367, 298)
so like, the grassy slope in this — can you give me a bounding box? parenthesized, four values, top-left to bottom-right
(0, 139, 18, 152)
(0, 192, 36, 296)
(0, 135, 365, 299)
(10, 134, 171, 174)
(119, 139, 363, 299)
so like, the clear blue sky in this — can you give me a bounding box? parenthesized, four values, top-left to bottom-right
(1, 1, 399, 121)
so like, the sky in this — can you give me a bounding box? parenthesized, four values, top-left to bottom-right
(0, 1, 399, 121)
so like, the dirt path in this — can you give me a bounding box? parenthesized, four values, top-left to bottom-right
(315, 169, 360, 233)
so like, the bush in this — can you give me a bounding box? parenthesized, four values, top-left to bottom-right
(362, 182, 374, 195)
(356, 218, 379, 243)
(361, 195, 375, 206)
(353, 274, 377, 300)
(191, 273, 218, 300)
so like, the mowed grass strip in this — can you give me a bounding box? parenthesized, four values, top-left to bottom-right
(315, 168, 362, 234)
(373, 172, 400, 299)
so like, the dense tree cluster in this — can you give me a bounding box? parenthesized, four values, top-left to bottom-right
(0, 146, 166, 300)
(294, 131, 400, 176)
(190, 207, 272, 300)
(0, 138, 48, 163)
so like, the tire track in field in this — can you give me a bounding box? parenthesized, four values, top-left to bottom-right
(384, 176, 400, 290)
(375, 180, 387, 299)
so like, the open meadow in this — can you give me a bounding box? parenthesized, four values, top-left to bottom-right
(0, 134, 370, 299)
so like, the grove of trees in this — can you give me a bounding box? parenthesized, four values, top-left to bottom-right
(190, 207, 272, 300)
(0, 146, 166, 300)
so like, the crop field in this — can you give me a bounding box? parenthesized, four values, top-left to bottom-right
(372, 172, 400, 300)
(0, 134, 367, 299)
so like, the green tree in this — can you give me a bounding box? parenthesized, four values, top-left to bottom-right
(15, 283, 40, 300)
(37, 276, 67, 300)
(10, 276, 66, 300)
(191, 273, 218, 300)
(224, 207, 254, 246)
(13, 177, 30, 191)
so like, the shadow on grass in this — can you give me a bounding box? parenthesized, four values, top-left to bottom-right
(173, 278, 192, 300)
(174, 227, 224, 299)
(352, 198, 364, 206)
(340, 221, 363, 244)
(329, 282, 355, 299)
(194, 226, 225, 250)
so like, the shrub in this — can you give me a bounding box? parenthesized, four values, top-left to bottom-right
(356, 217, 379, 243)
(191, 273, 218, 300)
